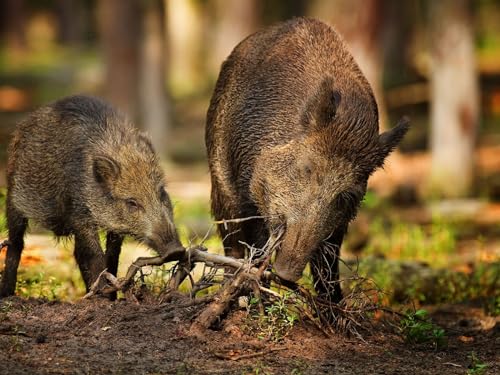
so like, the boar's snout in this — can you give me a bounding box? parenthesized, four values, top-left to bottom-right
(273, 224, 319, 282)
(273, 259, 304, 282)
(145, 219, 184, 259)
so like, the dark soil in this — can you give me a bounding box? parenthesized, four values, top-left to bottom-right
(0, 296, 497, 375)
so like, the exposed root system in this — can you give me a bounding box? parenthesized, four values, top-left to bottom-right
(85, 224, 387, 337)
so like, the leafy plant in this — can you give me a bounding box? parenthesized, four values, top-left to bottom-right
(467, 352, 487, 375)
(249, 292, 299, 342)
(400, 309, 447, 349)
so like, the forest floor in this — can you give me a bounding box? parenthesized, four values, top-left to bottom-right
(0, 295, 498, 375)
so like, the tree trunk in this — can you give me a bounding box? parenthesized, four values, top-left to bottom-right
(309, 0, 388, 130)
(429, 0, 479, 198)
(56, 0, 85, 45)
(97, 0, 140, 119)
(165, 0, 204, 96)
(140, 0, 170, 159)
(3, 0, 27, 53)
(210, 0, 259, 76)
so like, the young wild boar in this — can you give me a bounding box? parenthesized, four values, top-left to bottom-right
(206, 18, 409, 301)
(0, 95, 183, 297)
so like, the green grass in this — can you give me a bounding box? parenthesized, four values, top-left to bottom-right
(363, 218, 457, 267)
(351, 256, 499, 307)
(347, 191, 499, 308)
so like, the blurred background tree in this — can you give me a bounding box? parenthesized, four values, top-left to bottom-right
(97, 0, 141, 119)
(309, 0, 388, 130)
(0, 0, 499, 203)
(429, 0, 479, 199)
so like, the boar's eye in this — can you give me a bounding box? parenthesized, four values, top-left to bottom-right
(159, 186, 168, 202)
(298, 159, 313, 178)
(125, 198, 142, 213)
(304, 164, 312, 177)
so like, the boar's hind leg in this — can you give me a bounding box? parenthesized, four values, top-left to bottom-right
(211, 179, 246, 259)
(104, 232, 123, 300)
(0, 202, 28, 297)
(73, 228, 106, 292)
(310, 227, 345, 304)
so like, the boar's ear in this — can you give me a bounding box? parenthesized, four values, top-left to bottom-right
(374, 116, 410, 167)
(93, 155, 121, 187)
(302, 77, 341, 128)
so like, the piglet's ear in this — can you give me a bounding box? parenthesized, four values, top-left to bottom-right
(93, 155, 121, 187)
(302, 77, 341, 129)
(374, 116, 410, 167)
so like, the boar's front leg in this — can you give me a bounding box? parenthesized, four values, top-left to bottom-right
(105, 232, 123, 277)
(310, 226, 346, 304)
(73, 227, 106, 292)
(104, 232, 123, 300)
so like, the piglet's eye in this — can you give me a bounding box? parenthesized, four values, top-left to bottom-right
(125, 198, 140, 213)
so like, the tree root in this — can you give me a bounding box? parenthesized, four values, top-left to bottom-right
(83, 246, 201, 299)
(83, 245, 278, 300)
(83, 227, 389, 338)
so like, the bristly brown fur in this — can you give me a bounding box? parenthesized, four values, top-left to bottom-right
(206, 18, 409, 301)
(1, 95, 182, 298)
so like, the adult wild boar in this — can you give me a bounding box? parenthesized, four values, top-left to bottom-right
(0, 95, 183, 297)
(206, 18, 409, 301)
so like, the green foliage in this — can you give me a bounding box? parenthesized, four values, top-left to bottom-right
(354, 258, 499, 308)
(484, 295, 500, 316)
(355, 258, 397, 295)
(467, 352, 488, 375)
(361, 190, 385, 210)
(364, 218, 456, 267)
(249, 293, 299, 342)
(400, 309, 447, 349)
(16, 272, 63, 300)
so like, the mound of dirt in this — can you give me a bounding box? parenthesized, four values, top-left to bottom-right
(0, 297, 497, 374)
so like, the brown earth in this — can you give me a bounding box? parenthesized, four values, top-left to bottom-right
(0, 296, 498, 375)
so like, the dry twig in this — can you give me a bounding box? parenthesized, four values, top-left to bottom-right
(213, 347, 287, 361)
